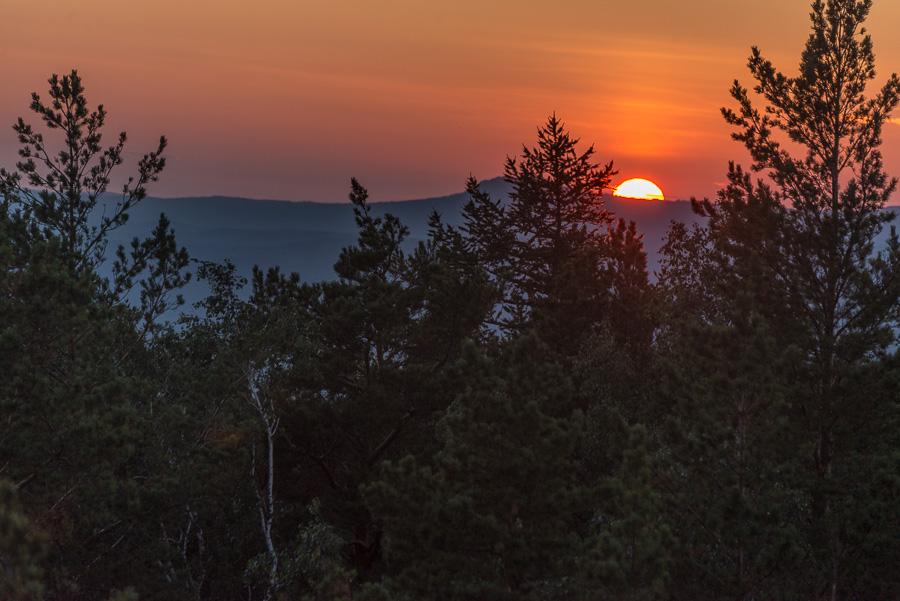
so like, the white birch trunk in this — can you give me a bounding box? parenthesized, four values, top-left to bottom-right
(247, 368, 280, 601)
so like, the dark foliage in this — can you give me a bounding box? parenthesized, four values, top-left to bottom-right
(4, 3, 900, 598)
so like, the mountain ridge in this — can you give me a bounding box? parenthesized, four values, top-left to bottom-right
(104, 177, 703, 306)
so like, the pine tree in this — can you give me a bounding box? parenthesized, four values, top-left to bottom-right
(591, 426, 674, 601)
(0, 71, 190, 599)
(662, 0, 900, 597)
(0, 481, 47, 601)
(0, 70, 190, 327)
(250, 179, 497, 584)
(366, 337, 593, 601)
(661, 304, 803, 600)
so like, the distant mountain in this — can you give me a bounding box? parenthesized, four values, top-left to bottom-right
(104, 177, 705, 307)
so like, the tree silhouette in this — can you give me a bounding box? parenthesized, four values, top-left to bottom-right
(679, 0, 900, 597)
(463, 114, 648, 356)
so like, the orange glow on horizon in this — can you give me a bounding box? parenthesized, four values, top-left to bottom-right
(613, 178, 665, 201)
(3, 1, 900, 203)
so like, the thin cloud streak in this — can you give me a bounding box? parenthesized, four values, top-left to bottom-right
(3, 0, 900, 202)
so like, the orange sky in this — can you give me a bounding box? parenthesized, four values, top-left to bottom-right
(4, 0, 900, 202)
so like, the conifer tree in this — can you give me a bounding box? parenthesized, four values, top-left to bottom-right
(0, 70, 190, 326)
(0, 481, 46, 601)
(262, 179, 496, 581)
(591, 426, 673, 601)
(0, 71, 189, 599)
(366, 337, 593, 601)
(661, 0, 900, 597)
(660, 304, 803, 600)
(463, 115, 648, 355)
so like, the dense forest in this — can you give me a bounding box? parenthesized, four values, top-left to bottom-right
(2, 1, 900, 599)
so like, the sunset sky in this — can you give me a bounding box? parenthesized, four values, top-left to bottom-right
(4, 0, 900, 203)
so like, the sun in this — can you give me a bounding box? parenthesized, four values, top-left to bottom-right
(613, 178, 665, 201)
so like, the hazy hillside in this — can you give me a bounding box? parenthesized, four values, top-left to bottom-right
(112, 178, 900, 310)
(105, 177, 703, 306)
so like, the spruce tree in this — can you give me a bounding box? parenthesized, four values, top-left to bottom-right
(463, 115, 648, 356)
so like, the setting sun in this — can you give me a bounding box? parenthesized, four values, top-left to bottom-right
(613, 178, 665, 201)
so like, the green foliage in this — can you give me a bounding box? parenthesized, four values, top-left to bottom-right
(658, 0, 900, 597)
(272, 179, 496, 579)
(591, 426, 673, 601)
(501, 114, 615, 305)
(367, 337, 594, 601)
(715, 1, 900, 595)
(0, 205, 145, 596)
(661, 308, 803, 600)
(0, 70, 192, 600)
(106, 589, 139, 601)
(243, 499, 352, 600)
(0, 481, 47, 601)
(463, 114, 649, 356)
(0, 70, 167, 272)
(0, 69, 190, 325)
(5, 9, 900, 597)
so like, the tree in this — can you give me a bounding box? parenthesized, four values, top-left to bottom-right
(0, 71, 190, 599)
(0, 481, 46, 601)
(660, 306, 803, 600)
(366, 337, 594, 601)
(591, 426, 674, 601)
(231, 179, 498, 588)
(463, 114, 647, 356)
(662, 0, 900, 597)
(1, 71, 163, 268)
(0, 70, 189, 327)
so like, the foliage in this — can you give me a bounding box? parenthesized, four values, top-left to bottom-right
(6, 5, 900, 597)
(263, 178, 497, 582)
(0, 481, 47, 601)
(367, 337, 593, 601)
(0, 70, 190, 600)
(658, 0, 900, 597)
(591, 426, 673, 601)
(0, 69, 190, 328)
(462, 114, 649, 356)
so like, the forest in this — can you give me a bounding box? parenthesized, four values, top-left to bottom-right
(2, 1, 900, 600)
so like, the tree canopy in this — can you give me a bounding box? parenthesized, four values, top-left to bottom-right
(3, 3, 900, 599)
